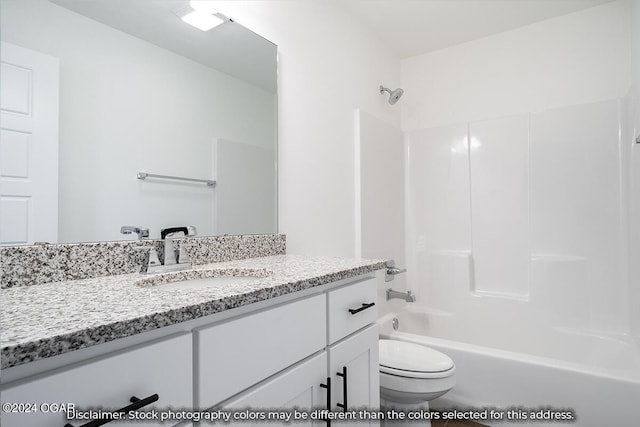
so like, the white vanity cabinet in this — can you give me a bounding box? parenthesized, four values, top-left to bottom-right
(211, 276, 380, 426)
(0, 333, 193, 427)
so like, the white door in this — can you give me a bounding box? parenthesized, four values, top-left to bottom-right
(0, 42, 59, 245)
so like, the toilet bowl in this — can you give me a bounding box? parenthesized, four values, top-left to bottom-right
(379, 339, 455, 426)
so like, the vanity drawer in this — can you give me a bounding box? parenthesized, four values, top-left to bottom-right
(1, 333, 192, 427)
(328, 277, 378, 344)
(195, 293, 326, 408)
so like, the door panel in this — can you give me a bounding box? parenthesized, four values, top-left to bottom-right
(329, 324, 380, 426)
(1, 42, 59, 245)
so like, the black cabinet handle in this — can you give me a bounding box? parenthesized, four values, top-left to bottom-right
(348, 302, 375, 315)
(320, 377, 331, 426)
(64, 394, 159, 427)
(336, 366, 348, 412)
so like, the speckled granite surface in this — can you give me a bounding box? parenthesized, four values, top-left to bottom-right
(0, 234, 286, 288)
(1, 255, 385, 369)
(177, 234, 287, 265)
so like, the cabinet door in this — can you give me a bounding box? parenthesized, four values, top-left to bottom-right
(328, 324, 380, 426)
(1, 334, 192, 427)
(222, 352, 328, 426)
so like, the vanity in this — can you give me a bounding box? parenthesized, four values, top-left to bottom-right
(0, 242, 385, 427)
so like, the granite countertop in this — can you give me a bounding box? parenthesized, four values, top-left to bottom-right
(1, 255, 385, 369)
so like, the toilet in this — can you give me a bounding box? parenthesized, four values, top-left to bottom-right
(379, 339, 456, 427)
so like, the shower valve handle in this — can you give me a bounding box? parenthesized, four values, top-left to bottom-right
(385, 259, 407, 282)
(386, 266, 407, 275)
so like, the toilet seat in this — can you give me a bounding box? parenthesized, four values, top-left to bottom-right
(379, 339, 455, 379)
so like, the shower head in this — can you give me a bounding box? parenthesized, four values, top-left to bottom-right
(380, 85, 404, 105)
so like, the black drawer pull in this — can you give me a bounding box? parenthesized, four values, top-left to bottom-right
(348, 302, 375, 315)
(64, 393, 159, 427)
(336, 366, 348, 411)
(320, 377, 331, 426)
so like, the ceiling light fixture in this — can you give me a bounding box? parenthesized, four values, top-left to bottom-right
(178, 1, 225, 31)
(181, 10, 223, 31)
(189, 0, 218, 14)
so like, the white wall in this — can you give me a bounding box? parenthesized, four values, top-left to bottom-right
(401, 0, 632, 131)
(210, 1, 401, 256)
(1, 0, 276, 242)
(634, 1, 640, 91)
(402, 1, 634, 341)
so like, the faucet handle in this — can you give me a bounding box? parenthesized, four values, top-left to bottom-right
(177, 242, 196, 265)
(133, 246, 161, 273)
(160, 227, 188, 239)
(160, 225, 198, 239)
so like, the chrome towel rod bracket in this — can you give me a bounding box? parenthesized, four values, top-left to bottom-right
(137, 171, 216, 187)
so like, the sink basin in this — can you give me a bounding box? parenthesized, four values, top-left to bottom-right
(135, 268, 271, 290)
(152, 275, 263, 290)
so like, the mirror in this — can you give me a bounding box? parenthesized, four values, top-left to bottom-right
(0, 0, 277, 244)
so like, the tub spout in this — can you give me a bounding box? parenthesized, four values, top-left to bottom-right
(386, 288, 416, 302)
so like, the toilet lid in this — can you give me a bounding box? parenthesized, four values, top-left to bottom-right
(379, 339, 454, 374)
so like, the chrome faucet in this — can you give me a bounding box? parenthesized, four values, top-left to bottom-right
(133, 226, 197, 274)
(385, 259, 407, 282)
(386, 288, 416, 302)
(120, 225, 149, 239)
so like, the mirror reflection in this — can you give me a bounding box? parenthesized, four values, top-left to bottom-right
(0, 0, 278, 245)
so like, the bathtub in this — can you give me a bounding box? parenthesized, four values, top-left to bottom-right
(378, 309, 640, 427)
